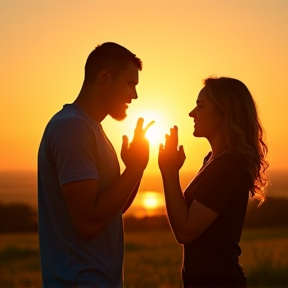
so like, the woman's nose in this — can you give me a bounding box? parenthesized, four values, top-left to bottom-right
(189, 109, 195, 118)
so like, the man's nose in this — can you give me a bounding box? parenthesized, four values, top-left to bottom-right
(132, 90, 138, 99)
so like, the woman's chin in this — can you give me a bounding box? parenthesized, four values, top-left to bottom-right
(193, 130, 202, 138)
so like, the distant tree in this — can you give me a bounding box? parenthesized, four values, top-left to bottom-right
(124, 197, 288, 231)
(1, 196, 287, 233)
(244, 197, 288, 228)
(0, 203, 38, 233)
(124, 215, 170, 231)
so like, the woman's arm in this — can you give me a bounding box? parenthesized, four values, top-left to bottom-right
(161, 171, 218, 244)
(158, 126, 218, 244)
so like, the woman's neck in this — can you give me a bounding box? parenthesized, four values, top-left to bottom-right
(208, 133, 229, 158)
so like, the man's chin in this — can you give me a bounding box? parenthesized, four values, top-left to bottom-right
(109, 111, 127, 121)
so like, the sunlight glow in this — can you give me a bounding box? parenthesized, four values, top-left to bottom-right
(141, 110, 166, 145)
(126, 191, 165, 218)
(142, 192, 161, 210)
(145, 124, 165, 145)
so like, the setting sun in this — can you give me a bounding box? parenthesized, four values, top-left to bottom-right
(125, 191, 165, 218)
(138, 110, 166, 145)
(142, 192, 163, 210)
(145, 124, 165, 145)
(143, 193, 158, 209)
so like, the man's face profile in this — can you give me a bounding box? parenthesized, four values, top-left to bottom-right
(106, 61, 139, 121)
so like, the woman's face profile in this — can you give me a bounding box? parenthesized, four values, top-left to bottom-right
(189, 87, 222, 140)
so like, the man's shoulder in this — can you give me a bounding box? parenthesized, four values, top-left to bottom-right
(50, 104, 79, 123)
(47, 105, 93, 132)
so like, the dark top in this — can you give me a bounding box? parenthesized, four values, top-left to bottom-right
(182, 151, 250, 288)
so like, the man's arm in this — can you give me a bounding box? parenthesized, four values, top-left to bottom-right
(61, 168, 142, 239)
(61, 118, 153, 239)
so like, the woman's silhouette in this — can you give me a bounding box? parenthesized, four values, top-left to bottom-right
(158, 77, 269, 288)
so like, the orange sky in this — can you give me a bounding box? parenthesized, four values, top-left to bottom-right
(0, 0, 288, 175)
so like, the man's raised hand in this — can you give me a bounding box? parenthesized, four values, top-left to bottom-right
(121, 118, 154, 176)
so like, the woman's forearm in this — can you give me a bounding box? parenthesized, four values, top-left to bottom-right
(161, 171, 189, 241)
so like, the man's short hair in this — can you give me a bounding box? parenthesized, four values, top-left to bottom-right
(84, 42, 142, 84)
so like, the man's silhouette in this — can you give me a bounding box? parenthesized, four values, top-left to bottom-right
(38, 42, 153, 288)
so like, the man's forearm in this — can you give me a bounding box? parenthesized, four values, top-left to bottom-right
(86, 168, 142, 235)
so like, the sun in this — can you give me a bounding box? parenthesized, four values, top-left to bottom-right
(145, 124, 165, 145)
(124, 109, 169, 147)
(141, 111, 166, 145)
(143, 195, 158, 209)
(142, 192, 162, 210)
(128, 191, 165, 218)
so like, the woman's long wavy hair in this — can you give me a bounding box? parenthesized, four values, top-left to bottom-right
(204, 77, 269, 204)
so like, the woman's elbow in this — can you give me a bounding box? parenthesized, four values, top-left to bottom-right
(172, 222, 198, 244)
(174, 230, 195, 244)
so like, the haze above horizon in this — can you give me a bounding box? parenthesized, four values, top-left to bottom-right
(0, 0, 287, 173)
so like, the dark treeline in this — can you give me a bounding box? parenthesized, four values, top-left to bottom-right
(0, 203, 38, 233)
(1, 196, 288, 233)
(125, 196, 288, 230)
(244, 196, 288, 228)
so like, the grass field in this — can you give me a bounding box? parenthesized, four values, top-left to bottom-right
(0, 228, 288, 288)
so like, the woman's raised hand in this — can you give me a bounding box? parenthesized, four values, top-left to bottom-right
(158, 125, 186, 175)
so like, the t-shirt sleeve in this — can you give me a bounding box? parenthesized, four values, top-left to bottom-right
(49, 118, 99, 186)
(194, 155, 242, 214)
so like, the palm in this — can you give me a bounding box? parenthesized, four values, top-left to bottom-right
(158, 126, 186, 174)
(121, 118, 154, 171)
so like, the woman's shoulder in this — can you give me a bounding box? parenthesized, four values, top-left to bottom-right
(209, 150, 247, 174)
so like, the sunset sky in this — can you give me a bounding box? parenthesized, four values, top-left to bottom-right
(1, 0, 288, 177)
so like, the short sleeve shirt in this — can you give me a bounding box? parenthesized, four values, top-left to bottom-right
(182, 151, 250, 287)
(38, 104, 123, 288)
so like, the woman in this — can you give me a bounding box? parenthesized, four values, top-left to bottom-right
(158, 77, 269, 288)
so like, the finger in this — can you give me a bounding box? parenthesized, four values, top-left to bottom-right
(165, 134, 169, 144)
(169, 127, 174, 147)
(121, 135, 129, 151)
(179, 145, 186, 160)
(158, 144, 164, 161)
(135, 117, 144, 132)
(143, 120, 155, 134)
(158, 143, 164, 167)
(166, 126, 176, 148)
(171, 125, 178, 148)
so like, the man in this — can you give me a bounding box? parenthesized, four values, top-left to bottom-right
(38, 42, 153, 287)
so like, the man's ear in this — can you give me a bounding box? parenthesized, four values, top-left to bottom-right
(99, 69, 111, 86)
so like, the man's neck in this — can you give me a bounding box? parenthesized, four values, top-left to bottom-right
(74, 87, 107, 123)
